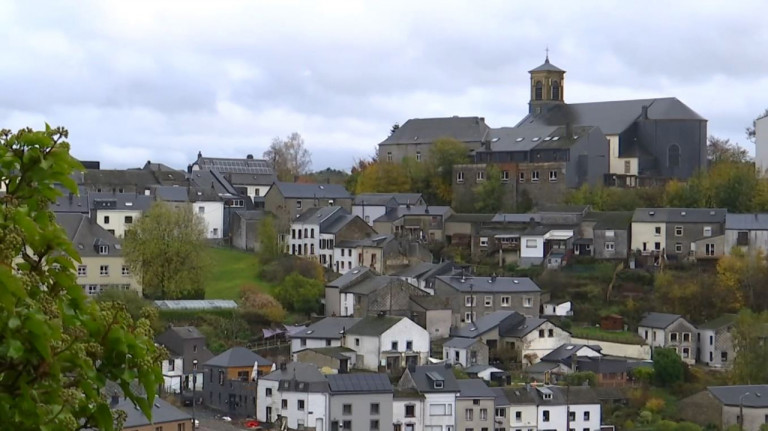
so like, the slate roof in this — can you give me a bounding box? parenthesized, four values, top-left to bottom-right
(262, 363, 329, 392)
(51, 188, 90, 213)
(167, 326, 206, 339)
(501, 317, 550, 338)
(335, 234, 394, 248)
(725, 213, 768, 230)
(111, 396, 191, 428)
(226, 172, 276, 186)
(443, 337, 480, 349)
(83, 169, 160, 188)
(188, 169, 241, 196)
(576, 357, 630, 375)
(491, 213, 542, 223)
(89, 192, 153, 211)
(632, 208, 727, 224)
(55, 213, 123, 257)
(457, 379, 495, 398)
(374, 205, 453, 223)
(541, 344, 602, 363)
(529, 57, 565, 73)
(154, 186, 190, 202)
(295, 206, 344, 224)
(524, 361, 561, 374)
(708, 385, 768, 407)
(292, 317, 362, 340)
(342, 276, 403, 295)
(450, 311, 524, 338)
(347, 316, 403, 336)
(327, 267, 373, 288)
(638, 312, 683, 329)
(233, 210, 267, 221)
(502, 387, 539, 405)
(436, 275, 541, 293)
(395, 261, 454, 279)
(587, 211, 633, 230)
(273, 182, 351, 199)
(327, 373, 393, 393)
(698, 314, 738, 330)
(490, 387, 511, 407)
(303, 346, 356, 360)
(485, 126, 560, 152)
(446, 213, 496, 223)
(379, 116, 491, 146)
(407, 365, 460, 393)
(517, 97, 705, 135)
(204, 346, 272, 368)
(548, 386, 601, 405)
(354, 194, 399, 206)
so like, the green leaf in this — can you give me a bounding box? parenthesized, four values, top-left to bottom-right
(6, 339, 24, 359)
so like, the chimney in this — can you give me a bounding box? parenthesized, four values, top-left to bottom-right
(197, 150, 202, 159)
(110, 392, 120, 407)
(566, 122, 574, 139)
(187, 164, 193, 174)
(641, 105, 649, 120)
(246, 154, 254, 160)
(491, 273, 497, 282)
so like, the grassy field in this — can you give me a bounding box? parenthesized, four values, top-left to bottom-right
(571, 326, 645, 345)
(204, 247, 271, 300)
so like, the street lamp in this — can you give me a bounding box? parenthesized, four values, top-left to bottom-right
(192, 359, 198, 429)
(739, 391, 761, 431)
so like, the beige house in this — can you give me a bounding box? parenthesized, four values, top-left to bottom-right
(56, 213, 141, 296)
(89, 192, 153, 238)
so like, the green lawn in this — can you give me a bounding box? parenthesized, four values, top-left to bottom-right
(571, 326, 645, 345)
(204, 247, 271, 300)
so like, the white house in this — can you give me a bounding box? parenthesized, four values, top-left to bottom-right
(638, 312, 698, 365)
(393, 395, 424, 431)
(191, 199, 225, 239)
(697, 314, 737, 368)
(290, 317, 361, 359)
(502, 387, 539, 430)
(344, 315, 430, 372)
(160, 356, 184, 393)
(724, 213, 768, 256)
(257, 363, 330, 430)
(756, 114, 768, 176)
(353, 193, 426, 226)
(534, 386, 601, 431)
(397, 364, 460, 431)
(89, 192, 153, 238)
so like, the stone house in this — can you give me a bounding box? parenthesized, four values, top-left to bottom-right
(408, 295, 453, 341)
(327, 373, 394, 431)
(294, 346, 356, 373)
(353, 193, 425, 226)
(324, 266, 427, 317)
(697, 314, 737, 368)
(579, 211, 633, 260)
(203, 347, 273, 417)
(344, 315, 430, 374)
(333, 234, 429, 276)
(373, 205, 454, 243)
(230, 210, 267, 251)
(442, 337, 490, 367)
(724, 213, 768, 256)
(456, 379, 495, 431)
(155, 326, 214, 393)
(638, 312, 698, 365)
(263, 181, 352, 234)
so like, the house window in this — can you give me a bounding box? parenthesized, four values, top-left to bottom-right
(569, 411, 576, 421)
(668, 144, 681, 168)
(605, 242, 615, 251)
(682, 347, 690, 358)
(548, 329, 554, 337)
(406, 340, 413, 350)
(237, 370, 249, 381)
(525, 239, 537, 248)
(480, 408, 488, 421)
(168, 359, 175, 372)
(551, 80, 560, 100)
(683, 332, 691, 342)
(549, 170, 558, 182)
(296, 200, 302, 209)
(670, 332, 678, 342)
(405, 404, 415, 417)
(125, 216, 133, 224)
(737, 231, 749, 246)
(326, 339, 332, 346)
(654, 242, 661, 251)
(675, 243, 683, 253)
(343, 404, 352, 415)
(465, 296, 476, 307)
(531, 171, 540, 182)
(480, 237, 489, 247)
(416, 151, 422, 162)
(495, 408, 505, 418)
(654, 226, 661, 236)
(523, 297, 533, 307)
(104, 216, 110, 224)
(391, 341, 399, 351)
(310, 244, 315, 255)
(121, 265, 130, 276)
(355, 338, 360, 346)
(501, 296, 510, 307)
(281, 399, 288, 409)
(301, 339, 307, 347)
(501, 170, 509, 182)
(542, 410, 550, 422)
(675, 226, 683, 236)
(371, 403, 380, 415)
(539, 329, 545, 337)
(99, 265, 109, 276)
(519, 171, 525, 183)
(534, 81, 543, 100)
(298, 400, 305, 410)
(370, 420, 380, 430)
(484, 296, 492, 307)
(464, 312, 476, 323)
(386, 151, 393, 162)
(99, 245, 109, 255)
(77, 265, 87, 277)
(624, 160, 631, 174)
(584, 411, 590, 420)
(465, 409, 474, 421)
(722, 351, 728, 362)
(515, 411, 522, 422)
(218, 370, 225, 385)
(703, 226, 712, 237)
(457, 171, 465, 183)
(706, 243, 716, 256)
(476, 171, 485, 182)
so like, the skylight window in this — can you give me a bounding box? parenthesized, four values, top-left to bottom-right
(531, 137, 540, 142)
(515, 137, 524, 142)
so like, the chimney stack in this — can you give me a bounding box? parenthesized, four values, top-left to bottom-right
(641, 105, 649, 120)
(110, 392, 120, 407)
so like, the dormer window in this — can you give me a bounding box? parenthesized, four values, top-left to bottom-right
(99, 245, 109, 255)
(434, 380, 443, 389)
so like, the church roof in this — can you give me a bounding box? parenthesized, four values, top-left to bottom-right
(529, 57, 565, 73)
(379, 116, 491, 146)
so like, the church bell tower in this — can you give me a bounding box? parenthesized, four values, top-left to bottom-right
(528, 52, 566, 114)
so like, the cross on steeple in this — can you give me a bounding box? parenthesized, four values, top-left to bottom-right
(545, 45, 549, 62)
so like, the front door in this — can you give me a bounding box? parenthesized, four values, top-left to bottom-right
(266, 407, 272, 422)
(228, 394, 237, 411)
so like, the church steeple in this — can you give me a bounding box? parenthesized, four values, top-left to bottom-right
(528, 53, 566, 114)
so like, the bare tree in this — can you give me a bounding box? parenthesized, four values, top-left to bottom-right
(707, 135, 750, 163)
(263, 132, 312, 181)
(746, 108, 768, 143)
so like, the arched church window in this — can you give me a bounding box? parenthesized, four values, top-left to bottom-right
(535, 81, 543, 101)
(551, 80, 560, 100)
(668, 144, 681, 168)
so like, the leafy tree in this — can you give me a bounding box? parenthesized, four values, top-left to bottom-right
(428, 138, 470, 203)
(354, 161, 412, 194)
(663, 180, 704, 208)
(0, 126, 163, 430)
(273, 272, 324, 316)
(707, 135, 751, 163)
(716, 248, 767, 311)
(345, 157, 373, 194)
(239, 285, 286, 323)
(746, 108, 768, 143)
(263, 132, 311, 181)
(124, 202, 209, 299)
(474, 165, 504, 213)
(653, 347, 685, 386)
(96, 288, 157, 324)
(258, 215, 280, 263)
(731, 309, 768, 384)
(390, 123, 400, 136)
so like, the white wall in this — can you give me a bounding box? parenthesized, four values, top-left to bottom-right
(638, 326, 666, 348)
(393, 398, 424, 431)
(520, 235, 545, 258)
(352, 335, 381, 371)
(289, 221, 320, 258)
(333, 245, 358, 274)
(257, 380, 328, 430)
(725, 228, 768, 255)
(608, 134, 639, 176)
(756, 116, 768, 176)
(339, 292, 355, 317)
(631, 221, 666, 253)
(379, 318, 431, 363)
(194, 201, 224, 239)
(95, 209, 144, 238)
(244, 185, 271, 199)
(507, 404, 538, 429)
(520, 322, 571, 364)
(291, 337, 342, 358)
(352, 205, 387, 227)
(424, 392, 457, 430)
(568, 403, 602, 431)
(537, 404, 567, 431)
(161, 357, 184, 393)
(256, 379, 279, 423)
(443, 346, 467, 367)
(572, 337, 651, 360)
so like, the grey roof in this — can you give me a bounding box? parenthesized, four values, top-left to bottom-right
(354, 194, 399, 206)
(112, 396, 192, 428)
(292, 317, 362, 340)
(541, 344, 602, 363)
(529, 57, 565, 73)
(323, 213, 358, 234)
(408, 364, 460, 393)
(327, 373, 393, 394)
(436, 275, 541, 293)
(342, 276, 403, 295)
(548, 386, 600, 405)
(154, 186, 190, 202)
(295, 206, 359, 235)
(347, 316, 403, 336)
(443, 337, 480, 349)
(167, 326, 205, 339)
(517, 97, 705, 135)
(500, 317, 549, 338)
(327, 267, 373, 288)
(524, 361, 561, 374)
(226, 172, 276, 186)
(395, 261, 454, 279)
(490, 387, 511, 406)
(303, 346, 356, 360)
(379, 116, 491, 146)
(446, 213, 496, 223)
(83, 169, 160, 188)
(502, 387, 539, 405)
(463, 364, 501, 375)
(89, 192, 153, 212)
(576, 357, 630, 375)
(638, 312, 683, 329)
(143, 161, 182, 172)
(55, 213, 123, 257)
(491, 213, 542, 223)
(204, 346, 272, 367)
(587, 211, 633, 230)
(725, 213, 768, 230)
(485, 126, 560, 152)
(374, 205, 453, 223)
(708, 385, 768, 407)
(194, 155, 273, 175)
(188, 169, 240, 196)
(273, 182, 351, 199)
(632, 208, 727, 224)
(262, 362, 329, 392)
(51, 188, 90, 213)
(335, 234, 394, 248)
(457, 379, 495, 398)
(698, 314, 738, 330)
(234, 210, 267, 221)
(153, 300, 238, 310)
(451, 311, 524, 338)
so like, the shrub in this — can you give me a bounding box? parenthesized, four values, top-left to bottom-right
(239, 285, 286, 323)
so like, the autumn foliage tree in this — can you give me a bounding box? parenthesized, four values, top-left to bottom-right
(239, 285, 286, 323)
(731, 309, 768, 384)
(354, 161, 412, 194)
(0, 126, 163, 430)
(263, 132, 312, 182)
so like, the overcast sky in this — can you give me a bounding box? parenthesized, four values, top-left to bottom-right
(2, 1, 767, 171)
